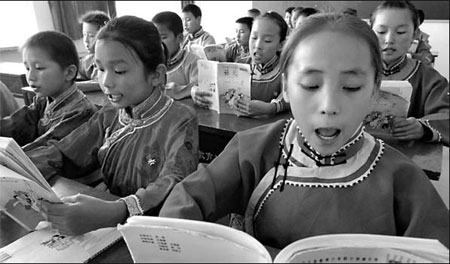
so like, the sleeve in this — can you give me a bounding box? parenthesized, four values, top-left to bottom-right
(203, 34, 216, 45)
(392, 159, 449, 248)
(0, 96, 43, 145)
(136, 114, 200, 215)
(22, 104, 97, 151)
(186, 54, 199, 86)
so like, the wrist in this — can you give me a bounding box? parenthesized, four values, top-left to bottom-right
(118, 194, 144, 219)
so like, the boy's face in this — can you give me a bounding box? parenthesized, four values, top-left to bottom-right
(249, 18, 283, 65)
(82, 22, 99, 53)
(22, 47, 72, 99)
(235, 23, 251, 47)
(371, 8, 415, 65)
(284, 12, 291, 27)
(285, 31, 375, 155)
(95, 40, 159, 108)
(155, 23, 183, 58)
(182, 12, 201, 34)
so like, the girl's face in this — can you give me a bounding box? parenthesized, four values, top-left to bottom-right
(285, 31, 376, 155)
(371, 8, 415, 65)
(82, 22, 100, 53)
(235, 23, 251, 47)
(155, 23, 182, 58)
(249, 18, 283, 65)
(95, 39, 158, 108)
(23, 47, 73, 99)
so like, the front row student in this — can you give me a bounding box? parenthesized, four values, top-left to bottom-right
(159, 13, 449, 249)
(0, 31, 97, 152)
(192, 11, 289, 117)
(27, 16, 199, 236)
(152, 11, 200, 100)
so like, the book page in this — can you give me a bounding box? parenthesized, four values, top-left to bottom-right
(197, 60, 220, 113)
(118, 216, 271, 263)
(363, 80, 413, 140)
(190, 44, 208, 60)
(0, 225, 121, 263)
(0, 165, 59, 231)
(204, 44, 227, 62)
(274, 234, 449, 263)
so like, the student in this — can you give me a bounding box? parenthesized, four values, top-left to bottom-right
(342, 7, 358, 17)
(77, 10, 110, 81)
(284, 7, 295, 29)
(152, 11, 200, 100)
(27, 16, 199, 236)
(0, 31, 97, 152)
(408, 9, 434, 65)
(294, 7, 320, 28)
(247, 8, 262, 19)
(192, 11, 289, 117)
(290, 7, 304, 30)
(0, 81, 19, 118)
(181, 4, 216, 51)
(159, 13, 449, 249)
(370, 0, 449, 146)
(224, 16, 253, 62)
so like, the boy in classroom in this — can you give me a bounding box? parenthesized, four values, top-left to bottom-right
(191, 11, 290, 117)
(181, 4, 216, 51)
(159, 13, 449, 250)
(0, 81, 19, 118)
(247, 8, 262, 19)
(152, 11, 200, 100)
(293, 7, 320, 28)
(76, 10, 110, 92)
(29, 15, 199, 236)
(0, 31, 97, 152)
(224, 16, 253, 62)
(370, 0, 449, 146)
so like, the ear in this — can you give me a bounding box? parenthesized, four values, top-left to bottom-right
(412, 28, 419, 41)
(176, 32, 184, 44)
(282, 73, 290, 103)
(149, 64, 167, 87)
(277, 40, 285, 53)
(65, 64, 78, 82)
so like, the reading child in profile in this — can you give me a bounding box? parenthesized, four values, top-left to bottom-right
(159, 13, 449, 249)
(152, 11, 200, 100)
(224, 16, 253, 63)
(192, 11, 289, 117)
(370, 0, 449, 146)
(181, 4, 216, 51)
(0, 31, 97, 152)
(27, 16, 199, 236)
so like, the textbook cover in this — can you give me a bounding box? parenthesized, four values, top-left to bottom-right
(197, 60, 251, 116)
(118, 216, 449, 263)
(0, 137, 60, 231)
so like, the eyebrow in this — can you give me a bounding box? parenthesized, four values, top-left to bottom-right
(300, 68, 368, 77)
(95, 58, 128, 65)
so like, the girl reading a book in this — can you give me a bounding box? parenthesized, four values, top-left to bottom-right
(27, 16, 199, 236)
(370, 0, 449, 146)
(159, 13, 449, 249)
(191, 11, 290, 117)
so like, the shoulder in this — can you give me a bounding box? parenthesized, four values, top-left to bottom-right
(169, 100, 198, 122)
(237, 119, 287, 140)
(184, 51, 201, 64)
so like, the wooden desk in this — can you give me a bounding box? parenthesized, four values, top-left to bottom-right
(0, 176, 132, 263)
(0, 62, 29, 104)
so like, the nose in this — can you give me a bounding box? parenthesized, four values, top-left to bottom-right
(27, 68, 36, 82)
(385, 31, 395, 44)
(319, 86, 339, 116)
(99, 70, 114, 90)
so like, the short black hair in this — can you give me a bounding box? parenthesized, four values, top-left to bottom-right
(370, 0, 419, 30)
(78, 10, 110, 30)
(285, 7, 295, 13)
(152, 11, 183, 36)
(182, 4, 202, 18)
(235, 16, 254, 31)
(248, 8, 261, 16)
(298, 7, 319, 18)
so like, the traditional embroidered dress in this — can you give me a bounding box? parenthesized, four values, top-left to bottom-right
(78, 53, 97, 81)
(166, 48, 200, 98)
(27, 87, 199, 215)
(382, 55, 449, 146)
(159, 119, 449, 249)
(238, 55, 289, 113)
(0, 83, 97, 151)
(181, 27, 216, 51)
(224, 41, 249, 62)
(0, 81, 19, 118)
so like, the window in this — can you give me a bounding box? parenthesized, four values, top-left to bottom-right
(116, 1, 182, 22)
(0, 1, 38, 48)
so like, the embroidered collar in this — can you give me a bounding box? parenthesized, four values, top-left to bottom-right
(118, 87, 173, 127)
(288, 121, 365, 167)
(167, 48, 185, 68)
(188, 27, 206, 41)
(253, 55, 279, 75)
(45, 83, 78, 113)
(383, 55, 407, 76)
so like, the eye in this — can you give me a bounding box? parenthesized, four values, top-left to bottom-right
(397, 31, 406, 35)
(376, 31, 386, 35)
(300, 84, 319, 90)
(115, 70, 126, 75)
(343, 86, 361, 92)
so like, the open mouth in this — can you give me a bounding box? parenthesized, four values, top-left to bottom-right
(315, 128, 341, 141)
(106, 93, 122, 103)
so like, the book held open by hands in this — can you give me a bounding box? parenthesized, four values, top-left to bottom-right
(118, 216, 449, 263)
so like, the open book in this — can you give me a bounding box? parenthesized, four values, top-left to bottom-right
(363, 80, 413, 141)
(190, 44, 227, 62)
(197, 60, 251, 116)
(118, 216, 449, 263)
(0, 137, 60, 231)
(0, 222, 122, 263)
